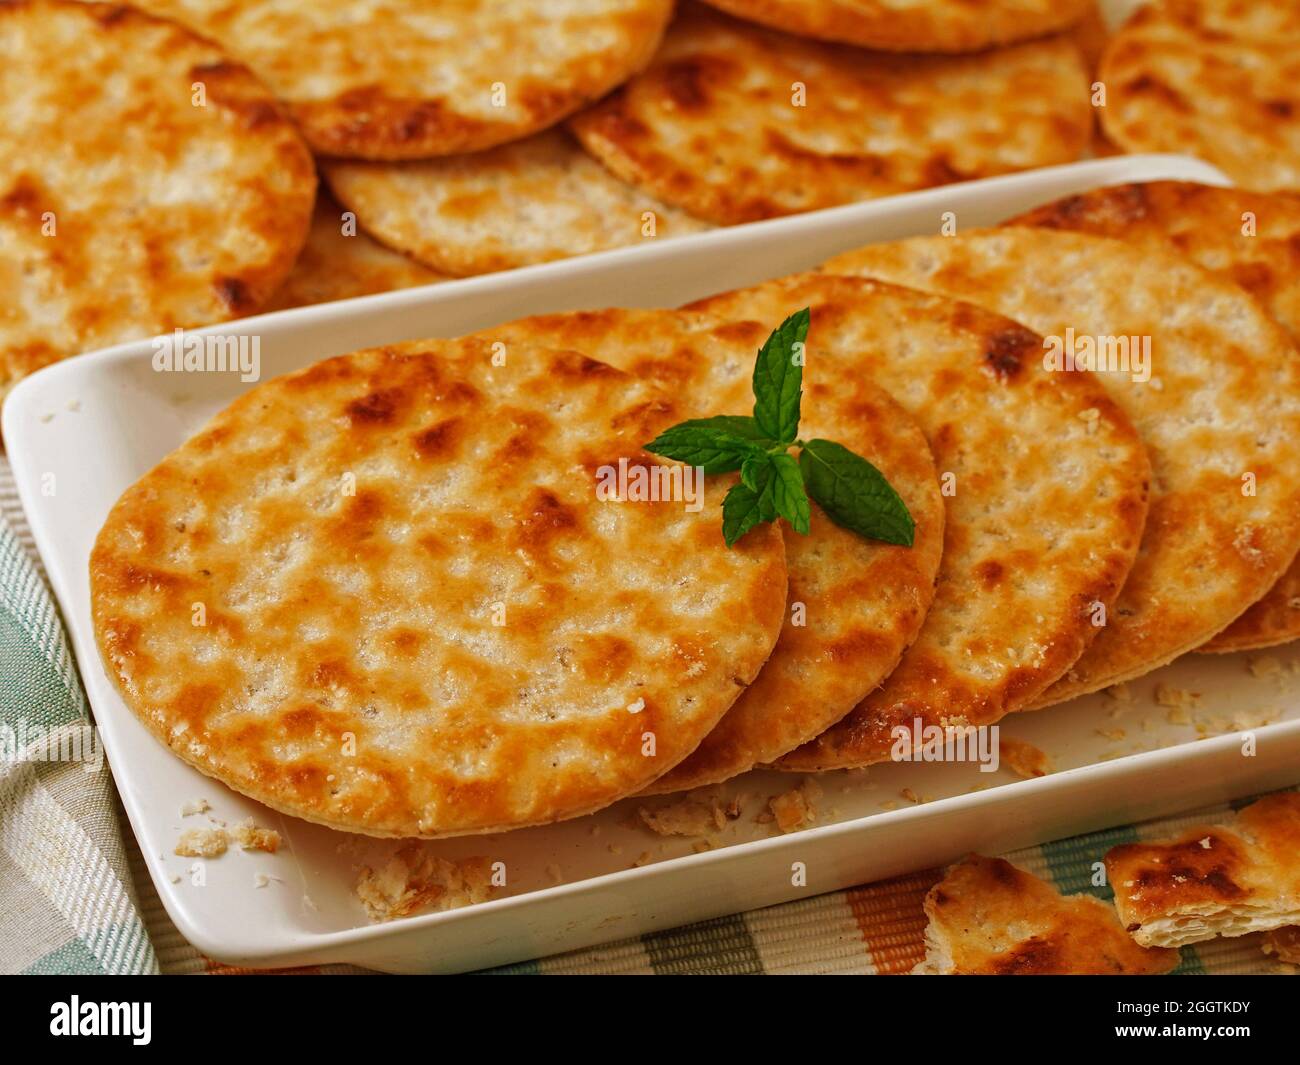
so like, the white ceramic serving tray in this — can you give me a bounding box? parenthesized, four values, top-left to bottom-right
(10, 154, 1300, 974)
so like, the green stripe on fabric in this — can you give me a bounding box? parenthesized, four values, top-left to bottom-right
(0, 525, 86, 730)
(1171, 947, 1207, 976)
(641, 912, 763, 975)
(0, 608, 87, 733)
(22, 937, 107, 975)
(1040, 824, 1141, 900)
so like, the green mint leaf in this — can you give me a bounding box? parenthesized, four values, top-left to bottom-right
(739, 452, 770, 492)
(770, 452, 810, 535)
(644, 416, 768, 473)
(798, 438, 915, 546)
(722, 460, 777, 546)
(751, 308, 809, 444)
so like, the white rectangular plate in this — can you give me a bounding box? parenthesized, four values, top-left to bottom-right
(9, 154, 1300, 974)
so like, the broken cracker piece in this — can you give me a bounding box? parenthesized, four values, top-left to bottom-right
(768, 778, 821, 833)
(1262, 926, 1300, 965)
(179, 798, 211, 817)
(1154, 683, 1200, 709)
(1105, 792, 1300, 949)
(914, 855, 1177, 975)
(999, 737, 1051, 779)
(175, 827, 228, 858)
(232, 818, 281, 853)
(354, 845, 494, 922)
(638, 790, 736, 838)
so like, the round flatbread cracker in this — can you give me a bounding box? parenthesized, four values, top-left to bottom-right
(1098, 0, 1300, 191)
(567, 4, 1091, 225)
(477, 308, 945, 790)
(0, 0, 315, 399)
(263, 192, 447, 312)
(129, 0, 674, 160)
(824, 228, 1300, 703)
(698, 0, 1095, 53)
(91, 339, 788, 837)
(689, 274, 1150, 770)
(324, 130, 710, 277)
(1010, 181, 1300, 653)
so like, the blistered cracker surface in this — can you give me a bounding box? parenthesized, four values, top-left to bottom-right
(917, 855, 1178, 974)
(0, 0, 315, 398)
(567, 4, 1091, 225)
(131, 0, 674, 159)
(690, 274, 1150, 771)
(698, 0, 1093, 53)
(324, 129, 710, 278)
(1011, 181, 1300, 654)
(824, 229, 1300, 705)
(478, 308, 945, 791)
(90, 338, 787, 837)
(1098, 0, 1300, 192)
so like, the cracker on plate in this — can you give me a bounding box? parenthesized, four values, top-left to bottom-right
(688, 274, 1151, 771)
(1010, 181, 1300, 654)
(824, 229, 1300, 706)
(479, 307, 945, 791)
(91, 339, 788, 837)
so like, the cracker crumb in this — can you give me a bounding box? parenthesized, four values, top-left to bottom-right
(179, 798, 211, 818)
(900, 787, 921, 805)
(768, 779, 821, 833)
(632, 851, 652, 867)
(254, 873, 272, 888)
(1230, 706, 1280, 731)
(1154, 683, 1200, 709)
(691, 840, 713, 853)
(174, 827, 227, 858)
(637, 790, 738, 838)
(354, 845, 494, 922)
(545, 863, 563, 884)
(879, 800, 898, 811)
(1248, 655, 1283, 679)
(998, 737, 1052, 779)
(231, 818, 281, 853)
(754, 810, 775, 825)
(1166, 705, 1191, 726)
(1104, 682, 1133, 703)
(169, 874, 181, 884)
(1096, 727, 1126, 742)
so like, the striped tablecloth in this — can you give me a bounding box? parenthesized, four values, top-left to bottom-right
(1, 456, 1293, 976)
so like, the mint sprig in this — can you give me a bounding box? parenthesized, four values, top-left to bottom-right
(644, 308, 915, 548)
